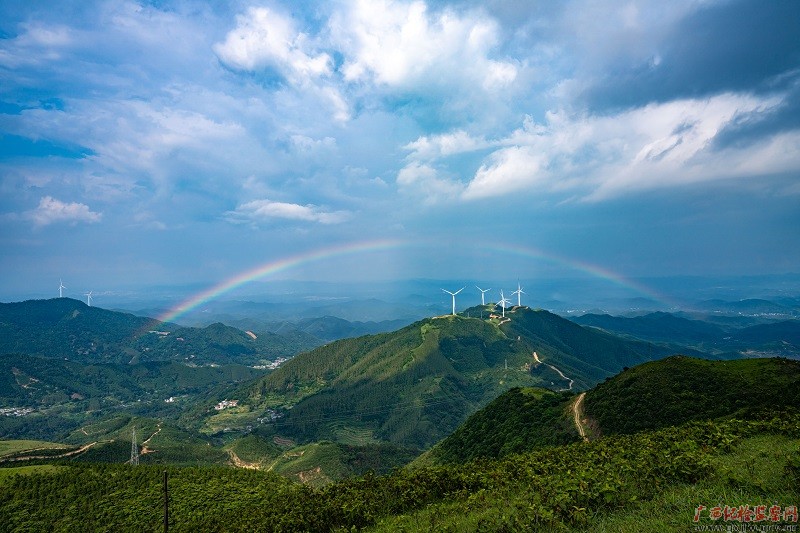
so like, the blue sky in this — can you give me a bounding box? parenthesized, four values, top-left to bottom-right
(1, 0, 799, 301)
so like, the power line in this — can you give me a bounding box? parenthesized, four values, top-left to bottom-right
(130, 427, 139, 465)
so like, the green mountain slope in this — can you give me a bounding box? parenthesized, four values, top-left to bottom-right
(247, 315, 540, 448)
(501, 307, 690, 387)
(243, 308, 697, 449)
(0, 298, 318, 365)
(426, 387, 579, 464)
(0, 353, 264, 408)
(584, 356, 800, 435)
(423, 355, 800, 467)
(1, 415, 797, 531)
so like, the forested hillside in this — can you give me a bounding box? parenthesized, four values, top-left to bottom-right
(243, 308, 702, 449)
(1, 414, 797, 531)
(584, 356, 800, 435)
(0, 298, 320, 365)
(500, 307, 692, 387)
(426, 387, 579, 464)
(247, 315, 540, 448)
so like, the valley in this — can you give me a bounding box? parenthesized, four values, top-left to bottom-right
(0, 296, 798, 530)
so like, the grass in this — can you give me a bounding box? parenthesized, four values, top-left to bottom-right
(0, 439, 67, 458)
(331, 424, 379, 446)
(0, 464, 62, 481)
(268, 441, 345, 487)
(574, 434, 800, 532)
(369, 433, 800, 532)
(202, 405, 260, 435)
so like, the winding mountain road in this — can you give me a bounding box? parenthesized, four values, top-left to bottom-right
(572, 392, 589, 442)
(532, 351, 574, 391)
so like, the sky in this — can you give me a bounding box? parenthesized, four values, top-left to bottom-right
(1, 0, 799, 303)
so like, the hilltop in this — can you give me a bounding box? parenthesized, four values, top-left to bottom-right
(241, 307, 703, 449)
(0, 298, 320, 365)
(425, 356, 800, 465)
(584, 356, 800, 434)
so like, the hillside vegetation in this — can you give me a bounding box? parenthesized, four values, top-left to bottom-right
(425, 387, 579, 464)
(502, 308, 690, 388)
(584, 356, 800, 435)
(0, 414, 797, 531)
(242, 308, 721, 449)
(247, 315, 542, 448)
(0, 298, 318, 366)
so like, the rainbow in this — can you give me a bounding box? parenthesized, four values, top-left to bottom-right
(484, 242, 671, 306)
(155, 239, 403, 325)
(152, 238, 672, 326)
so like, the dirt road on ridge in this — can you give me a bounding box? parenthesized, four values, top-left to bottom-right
(533, 351, 574, 391)
(572, 392, 589, 442)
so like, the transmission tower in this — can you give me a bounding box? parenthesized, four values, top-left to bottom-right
(130, 427, 139, 465)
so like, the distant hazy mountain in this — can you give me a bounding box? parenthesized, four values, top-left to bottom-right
(693, 298, 798, 316)
(570, 310, 800, 357)
(571, 311, 727, 345)
(261, 316, 414, 342)
(0, 298, 318, 365)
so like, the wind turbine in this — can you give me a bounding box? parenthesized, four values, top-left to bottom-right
(442, 287, 465, 316)
(511, 282, 526, 307)
(59, 279, 66, 298)
(84, 291, 93, 306)
(498, 290, 511, 318)
(476, 286, 491, 306)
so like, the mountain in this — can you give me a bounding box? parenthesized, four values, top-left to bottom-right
(424, 387, 579, 464)
(571, 311, 727, 345)
(571, 311, 800, 357)
(0, 298, 319, 365)
(501, 307, 692, 387)
(583, 356, 800, 435)
(0, 353, 264, 408)
(242, 307, 699, 449)
(424, 355, 800, 467)
(246, 314, 540, 448)
(261, 316, 413, 343)
(693, 298, 799, 317)
(0, 353, 267, 442)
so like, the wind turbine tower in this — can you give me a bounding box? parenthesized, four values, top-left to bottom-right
(476, 286, 491, 306)
(84, 291, 93, 307)
(442, 287, 465, 316)
(498, 290, 511, 318)
(59, 279, 66, 298)
(511, 282, 526, 307)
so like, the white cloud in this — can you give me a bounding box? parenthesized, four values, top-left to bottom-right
(227, 199, 351, 225)
(451, 91, 798, 201)
(330, 0, 517, 90)
(463, 145, 548, 200)
(396, 162, 463, 204)
(26, 196, 102, 227)
(214, 7, 332, 83)
(0, 22, 72, 68)
(404, 130, 490, 160)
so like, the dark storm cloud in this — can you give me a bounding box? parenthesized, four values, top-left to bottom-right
(712, 76, 800, 150)
(582, 0, 800, 111)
